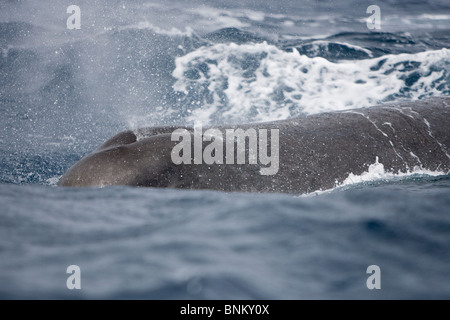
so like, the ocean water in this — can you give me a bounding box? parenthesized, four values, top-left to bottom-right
(1, 0, 450, 299)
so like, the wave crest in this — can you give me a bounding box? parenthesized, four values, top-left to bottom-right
(173, 42, 450, 123)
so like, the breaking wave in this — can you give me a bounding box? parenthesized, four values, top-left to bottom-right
(173, 42, 450, 123)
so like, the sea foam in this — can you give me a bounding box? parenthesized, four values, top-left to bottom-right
(173, 42, 449, 124)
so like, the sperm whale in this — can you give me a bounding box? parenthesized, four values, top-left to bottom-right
(58, 97, 450, 194)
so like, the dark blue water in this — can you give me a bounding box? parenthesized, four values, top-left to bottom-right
(1, 0, 450, 299)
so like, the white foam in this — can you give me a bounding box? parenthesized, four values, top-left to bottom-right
(46, 176, 61, 186)
(173, 42, 449, 123)
(301, 157, 447, 197)
(340, 156, 445, 187)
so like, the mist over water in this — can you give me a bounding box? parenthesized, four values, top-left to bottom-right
(2, 0, 450, 183)
(1, 0, 450, 299)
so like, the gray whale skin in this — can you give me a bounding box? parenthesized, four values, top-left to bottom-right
(58, 97, 450, 194)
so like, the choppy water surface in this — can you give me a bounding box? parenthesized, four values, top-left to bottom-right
(1, 0, 449, 299)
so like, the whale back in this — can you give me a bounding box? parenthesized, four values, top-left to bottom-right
(58, 97, 450, 193)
